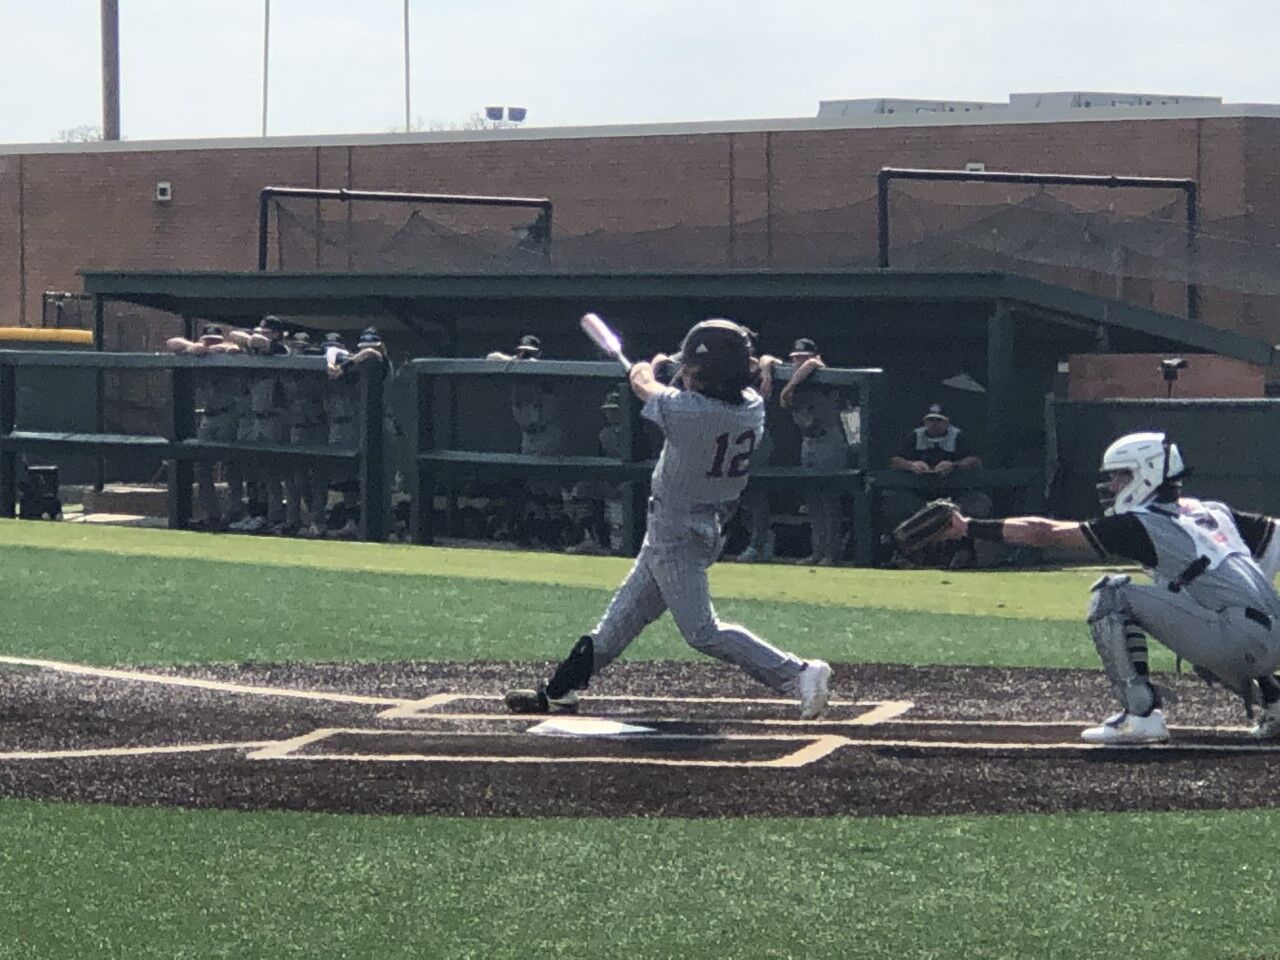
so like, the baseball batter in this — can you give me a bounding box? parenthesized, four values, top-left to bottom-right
(505, 319, 832, 719)
(939, 431, 1280, 743)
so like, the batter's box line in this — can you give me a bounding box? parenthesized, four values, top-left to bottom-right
(247, 727, 851, 769)
(379, 693, 915, 725)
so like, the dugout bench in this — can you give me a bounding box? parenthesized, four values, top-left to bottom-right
(0, 350, 389, 541)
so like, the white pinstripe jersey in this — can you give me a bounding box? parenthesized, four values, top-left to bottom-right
(642, 387, 764, 510)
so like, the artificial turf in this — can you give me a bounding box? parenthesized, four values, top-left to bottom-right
(0, 520, 1245, 959)
(0, 520, 1135, 670)
(3, 798, 1278, 960)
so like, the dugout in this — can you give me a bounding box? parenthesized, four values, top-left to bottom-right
(78, 268, 1274, 476)
(0, 327, 108, 485)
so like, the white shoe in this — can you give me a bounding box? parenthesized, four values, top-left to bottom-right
(1249, 704, 1280, 739)
(1081, 709, 1169, 745)
(240, 516, 267, 533)
(736, 546, 761, 563)
(787, 660, 832, 720)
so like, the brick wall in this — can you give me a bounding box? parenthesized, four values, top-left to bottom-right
(1066, 353, 1265, 400)
(2, 116, 1277, 339)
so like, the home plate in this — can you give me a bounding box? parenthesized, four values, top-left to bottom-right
(527, 717, 657, 737)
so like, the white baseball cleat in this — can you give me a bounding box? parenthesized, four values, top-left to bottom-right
(789, 660, 832, 720)
(1248, 704, 1280, 739)
(1080, 709, 1169, 745)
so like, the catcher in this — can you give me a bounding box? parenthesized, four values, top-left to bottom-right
(894, 431, 1280, 744)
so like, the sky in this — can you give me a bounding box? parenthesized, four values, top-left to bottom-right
(0, 0, 1278, 144)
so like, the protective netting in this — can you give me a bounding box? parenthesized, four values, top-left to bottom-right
(268, 187, 1280, 335)
(272, 200, 551, 272)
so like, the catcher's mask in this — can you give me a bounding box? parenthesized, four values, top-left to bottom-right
(1096, 431, 1185, 515)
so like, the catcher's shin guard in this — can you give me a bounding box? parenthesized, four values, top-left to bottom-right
(1088, 575, 1159, 716)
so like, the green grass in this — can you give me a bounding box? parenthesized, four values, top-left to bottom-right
(0, 538, 1127, 671)
(0, 519, 1106, 619)
(3, 798, 1278, 960)
(0, 520, 1134, 669)
(0, 521, 1239, 959)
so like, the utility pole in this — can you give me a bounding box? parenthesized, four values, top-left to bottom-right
(100, 0, 120, 140)
(261, 0, 271, 136)
(403, 0, 412, 132)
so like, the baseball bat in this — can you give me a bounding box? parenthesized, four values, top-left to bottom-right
(579, 312, 632, 371)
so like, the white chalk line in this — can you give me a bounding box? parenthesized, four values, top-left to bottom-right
(0, 655, 413, 709)
(1, 656, 1275, 764)
(0, 741, 276, 761)
(248, 727, 851, 768)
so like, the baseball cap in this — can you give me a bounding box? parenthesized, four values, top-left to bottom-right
(515, 334, 542, 355)
(258, 315, 284, 333)
(358, 326, 382, 346)
(200, 324, 225, 339)
(323, 332, 344, 346)
(290, 331, 311, 345)
(923, 403, 949, 422)
(791, 337, 818, 356)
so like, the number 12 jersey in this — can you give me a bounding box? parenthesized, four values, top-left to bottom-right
(642, 386, 764, 510)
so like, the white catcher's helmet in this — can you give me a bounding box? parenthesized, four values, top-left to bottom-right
(1098, 431, 1185, 515)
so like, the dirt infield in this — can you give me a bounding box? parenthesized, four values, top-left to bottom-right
(1, 655, 1278, 818)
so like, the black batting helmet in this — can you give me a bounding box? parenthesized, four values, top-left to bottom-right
(672, 319, 754, 403)
(677, 319, 751, 376)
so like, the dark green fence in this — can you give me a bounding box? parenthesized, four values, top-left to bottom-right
(1048, 398, 1280, 518)
(0, 350, 387, 540)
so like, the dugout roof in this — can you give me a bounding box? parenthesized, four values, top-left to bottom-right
(78, 267, 1272, 363)
(78, 267, 1274, 467)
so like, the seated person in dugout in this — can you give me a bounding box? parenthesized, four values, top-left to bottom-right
(935, 431, 1280, 745)
(778, 338, 849, 566)
(165, 324, 245, 530)
(887, 403, 991, 566)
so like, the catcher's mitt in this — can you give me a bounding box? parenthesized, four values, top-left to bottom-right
(891, 499, 960, 561)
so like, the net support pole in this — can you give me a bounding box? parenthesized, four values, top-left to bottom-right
(876, 170, 891, 269)
(1186, 182, 1199, 320)
(257, 192, 272, 270)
